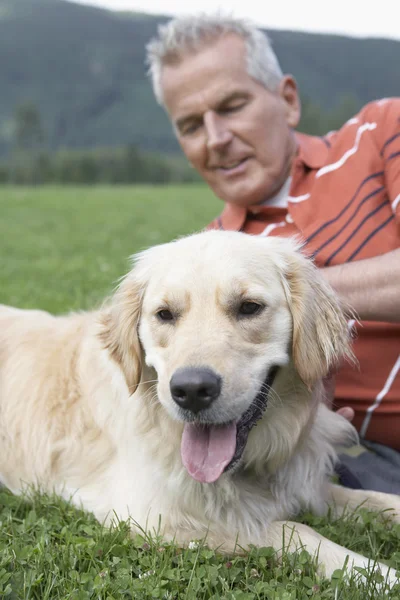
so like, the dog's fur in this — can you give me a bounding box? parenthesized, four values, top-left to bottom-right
(0, 231, 399, 583)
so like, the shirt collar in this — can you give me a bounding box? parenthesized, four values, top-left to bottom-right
(295, 131, 330, 170)
(219, 132, 330, 231)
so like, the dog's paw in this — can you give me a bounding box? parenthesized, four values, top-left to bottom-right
(379, 494, 400, 525)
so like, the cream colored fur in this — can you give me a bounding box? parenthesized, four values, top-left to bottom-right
(0, 231, 399, 585)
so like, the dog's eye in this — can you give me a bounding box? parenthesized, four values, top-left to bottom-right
(156, 309, 174, 322)
(238, 302, 263, 316)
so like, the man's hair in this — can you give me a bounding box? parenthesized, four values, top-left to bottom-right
(146, 12, 283, 106)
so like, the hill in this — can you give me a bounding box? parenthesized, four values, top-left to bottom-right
(0, 0, 399, 156)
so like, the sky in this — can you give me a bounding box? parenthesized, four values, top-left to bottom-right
(69, 0, 400, 41)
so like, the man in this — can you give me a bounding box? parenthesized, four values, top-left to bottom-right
(146, 14, 400, 490)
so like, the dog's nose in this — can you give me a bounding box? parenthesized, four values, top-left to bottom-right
(170, 367, 221, 413)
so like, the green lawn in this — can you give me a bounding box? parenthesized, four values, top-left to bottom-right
(0, 185, 399, 599)
(0, 184, 220, 312)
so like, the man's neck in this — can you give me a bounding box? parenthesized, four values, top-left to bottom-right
(259, 176, 292, 208)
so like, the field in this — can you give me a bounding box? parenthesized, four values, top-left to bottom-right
(0, 185, 221, 312)
(0, 185, 399, 599)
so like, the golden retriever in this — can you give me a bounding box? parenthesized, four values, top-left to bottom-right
(0, 230, 399, 584)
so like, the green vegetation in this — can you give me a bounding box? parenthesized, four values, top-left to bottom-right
(0, 145, 201, 185)
(0, 185, 219, 312)
(1, 487, 400, 599)
(0, 0, 399, 157)
(0, 185, 399, 598)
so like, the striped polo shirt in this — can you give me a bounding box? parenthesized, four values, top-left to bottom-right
(208, 98, 400, 450)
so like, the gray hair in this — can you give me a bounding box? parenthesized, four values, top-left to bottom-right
(146, 12, 284, 106)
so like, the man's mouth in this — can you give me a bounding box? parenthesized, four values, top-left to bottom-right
(180, 366, 279, 483)
(214, 157, 250, 172)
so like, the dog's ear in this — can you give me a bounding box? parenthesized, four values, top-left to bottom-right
(281, 248, 354, 387)
(98, 276, 143, 395)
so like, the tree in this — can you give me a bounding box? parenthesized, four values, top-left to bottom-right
(13, 103, 44, 151)
(11, 103, 46, 183)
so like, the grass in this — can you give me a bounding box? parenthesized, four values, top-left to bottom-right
(1, 488, 400, 599)
(0, 184, 400, 599)
(0, 184, 220, 312)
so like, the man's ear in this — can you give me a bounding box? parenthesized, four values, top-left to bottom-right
(98, 277, 143, 395)
(278, 75, 301, 129)
(281, 247, 354, 388)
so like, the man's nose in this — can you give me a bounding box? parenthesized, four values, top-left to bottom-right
(204, 112, 232, 150)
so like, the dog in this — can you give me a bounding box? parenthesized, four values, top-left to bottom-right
(0, 230, 399, 584)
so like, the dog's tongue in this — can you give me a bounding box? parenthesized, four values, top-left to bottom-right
(181, 422, 237, 483)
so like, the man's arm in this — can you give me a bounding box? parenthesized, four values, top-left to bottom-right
(321, 248, 400, 323)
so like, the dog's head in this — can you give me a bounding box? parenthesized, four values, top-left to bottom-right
(100, 231, 353, 483)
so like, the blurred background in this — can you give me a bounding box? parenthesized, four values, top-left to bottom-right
(1, 0, 399, 186)
(1, 0, 399, 312)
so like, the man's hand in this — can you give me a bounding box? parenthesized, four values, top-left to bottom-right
(337, 406, 355, 422)
(323, 374, 354, 422)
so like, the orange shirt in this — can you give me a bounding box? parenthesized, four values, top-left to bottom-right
(208, 98, 400, 450)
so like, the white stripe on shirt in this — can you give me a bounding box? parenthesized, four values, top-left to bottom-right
(316, 122, 377, 179)
(260, 222, 287, 237)
(359, 354, 400, 438)
(392, 193, 400, 213)
(288, 193, 310, 204)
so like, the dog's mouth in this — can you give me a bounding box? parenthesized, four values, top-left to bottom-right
(180, 366, 279, 483)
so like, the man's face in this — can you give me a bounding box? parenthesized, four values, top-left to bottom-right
(161, 34, 301, 207)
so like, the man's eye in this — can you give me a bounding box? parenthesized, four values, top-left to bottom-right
(238, 302, 264, 317)
(181, 122, 201, 136)
(222, 103, 245, 114)
(156, 309, 174, 322)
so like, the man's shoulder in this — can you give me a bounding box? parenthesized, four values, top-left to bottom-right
(340, 98, 400, 132)
(295, 98, 400, 153)
(311, 98, 400, 156)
